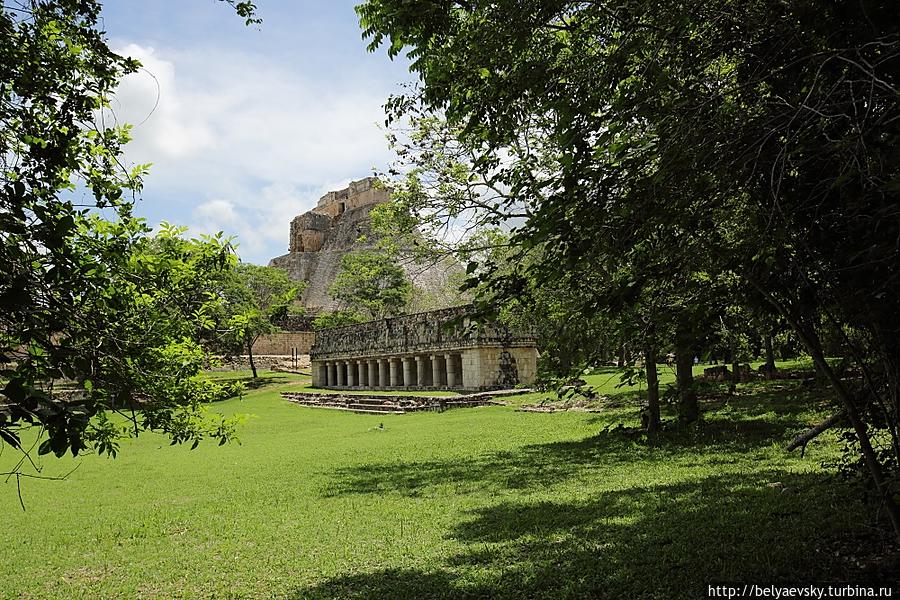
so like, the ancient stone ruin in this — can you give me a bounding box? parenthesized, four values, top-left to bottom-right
(268, 177, 388, 311)
(281, 390, 526, 414)
(310, 305, 539, 391)
(268, 177, 457, 313)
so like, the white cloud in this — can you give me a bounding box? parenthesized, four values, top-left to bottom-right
(186, 181, 362, 264)
(105, 43, 397, 264)
(193, 198, 238, 224)
(107, 44, 216, 160)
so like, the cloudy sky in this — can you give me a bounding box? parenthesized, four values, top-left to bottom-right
(98, 1, 412, 264)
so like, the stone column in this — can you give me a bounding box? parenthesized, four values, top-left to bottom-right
(368, 360, 378, 390)
(389, 358, 400, 388)
(415, 356, 427, 387)
(402, 357, 413, 389)
(357, 361, 367, 387)
(421, 356, 433, 387)
(326, 361, 335, 387)
(431, 354, 444, 387)
(445, 353, 458, 388)
(379, 358, 390, 388)
(346, 361, 355, 387)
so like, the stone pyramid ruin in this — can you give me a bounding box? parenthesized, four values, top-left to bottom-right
(268, 177, 458, 313)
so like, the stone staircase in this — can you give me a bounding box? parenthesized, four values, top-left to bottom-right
(281, 389, 531, 415)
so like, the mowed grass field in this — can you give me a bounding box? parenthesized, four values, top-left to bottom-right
(0, 365, 882, 599)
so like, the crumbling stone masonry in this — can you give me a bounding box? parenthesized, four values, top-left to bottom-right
(251, 331, 315, 355)
(269, 178, 393, 311)
(269, 177, 462, 313)
(310, 306, 538, 391)
(287, 178, 388, 253)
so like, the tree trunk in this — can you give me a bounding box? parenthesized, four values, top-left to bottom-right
(747, 278, 900, 541)
(645, 346, 661, 433)
(617, 345, 626, 368)
(786, 410, 847, 453)
(730, 346, 740, 394)
(246, 338, 258, 378)
(806, 339, 900, 539)
(675, 340, 698, 423)
(764, 334, 777, 378)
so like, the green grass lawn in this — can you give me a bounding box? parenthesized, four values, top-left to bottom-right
(0, 364, 884, 599)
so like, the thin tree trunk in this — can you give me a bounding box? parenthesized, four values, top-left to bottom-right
(730, 346, 740, 394)
(675, 337, 698, 424)
(246, 338, 258, 378)
(645, 345, 661, 433)
(617, 345, 626, 368)
(764, 334, 777, 378)
(813, 356, 827, 382)
(805, 339, 900, 539)
(748, 279, 900, 541)
(786, 410, 847, 453)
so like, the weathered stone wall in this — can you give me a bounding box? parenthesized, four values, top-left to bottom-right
(276, 314, 315, 331)
(289, 211, 332, 252)
(286, 178, 385, 254)
(251, 332, 315, 355)
(209, 354, 311, 372)
(309, 306, 538, 391)
(271, 202, 383, 312)
(310, 306, 536, 360)
(314, 177, 389, 217)
(460, 347, 539, 390)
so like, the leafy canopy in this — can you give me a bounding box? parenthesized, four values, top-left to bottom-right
(215, 263, 301, 377)
(0, 0, 260, 463)
(357, 0, 900, 531)
(329, 250, 412, 320)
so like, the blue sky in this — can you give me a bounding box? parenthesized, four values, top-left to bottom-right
(98, 1, 412, 264)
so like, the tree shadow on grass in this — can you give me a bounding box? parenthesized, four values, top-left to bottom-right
(296, 387, 883, 598)
(321, 411, 810, 498)
(607, 379, 833, 416)
(243, 375, 290, 390)
(295, 471, 890, 599)
(291, 569, 470, 600)
(210, 374, 296, 390)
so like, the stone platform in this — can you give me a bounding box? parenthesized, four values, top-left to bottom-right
(281, 388, 531, 415)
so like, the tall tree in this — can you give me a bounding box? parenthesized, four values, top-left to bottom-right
(357, 0, 900, 535)
(2, 220, 244, 461)
(0, 0, 258, 464)
(219, 264, 300, 378)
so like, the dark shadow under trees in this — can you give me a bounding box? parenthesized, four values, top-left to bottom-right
(321, 387, 828, 499)
(298, 470, 893, 599)
(296, 389, 896, 598)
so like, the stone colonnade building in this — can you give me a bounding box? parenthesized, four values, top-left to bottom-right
(310, 306, 538, 391)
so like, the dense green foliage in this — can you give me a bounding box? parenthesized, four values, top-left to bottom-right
(357, 0, 900, 532)
(1, 218, 244, 461)
(216, 263, 300, 377)
(329, 250, 412, 320)
(0, 367, 879, 598)
(312, 309, 367, 330)
(0, 0, 257, 462)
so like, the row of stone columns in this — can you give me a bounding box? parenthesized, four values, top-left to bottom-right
(320, 353, 463, 390)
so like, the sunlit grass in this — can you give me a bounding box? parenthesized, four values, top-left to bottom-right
(0, 361, 873, 599)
